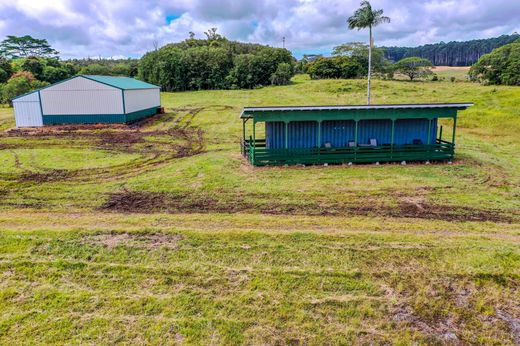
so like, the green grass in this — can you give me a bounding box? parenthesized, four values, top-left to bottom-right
(0, 75, 519, 344)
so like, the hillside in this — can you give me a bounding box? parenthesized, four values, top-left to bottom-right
(383, 34, 520, 66)
(0, 76, 519, 344)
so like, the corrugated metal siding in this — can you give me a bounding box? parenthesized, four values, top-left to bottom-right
(40, 76, 123, 115)
(266, 122, 285, 149)
(123, 89, 160, 114)
(394, 119, 438, 145)
(289, 121, 318, 148)
(46, 76, 116, 91)
(267, 122, 318, 148)
(266, 118, 439, 149)
(321, 120, 356, 147)
(13, 91, 39, 102)
(13, 92, 43, 127)
(358, 119, 393, 145)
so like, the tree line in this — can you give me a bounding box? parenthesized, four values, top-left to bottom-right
(383, 34, 520, 66)
(0, 35, 141, 104)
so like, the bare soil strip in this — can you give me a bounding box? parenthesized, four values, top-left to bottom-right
(100, 190, 515, 223)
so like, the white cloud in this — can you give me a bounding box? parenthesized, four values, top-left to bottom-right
(0, 0, 518, 59)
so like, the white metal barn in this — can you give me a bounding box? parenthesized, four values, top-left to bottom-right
(12, 75, 161, 127)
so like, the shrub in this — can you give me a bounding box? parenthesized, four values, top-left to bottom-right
(1, 74, 48, 105)
(270, 63, 294, 86)
(469, 40, 520, 85)
(0, 57, 13, 83)
(307, 56, 363, 79)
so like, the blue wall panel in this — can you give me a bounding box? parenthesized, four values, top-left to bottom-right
(321, 120, 356, 147)
(266, 118, 438, 149)
(358, 120, 393, 145)
(289, 121, 317, 148)
(394, 118, 438, 145)
(266, 121, 285, 149)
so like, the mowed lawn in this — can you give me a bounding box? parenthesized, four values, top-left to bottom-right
(0, 76, 519, 344)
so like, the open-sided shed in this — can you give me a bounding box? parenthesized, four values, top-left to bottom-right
(240, 103, 473, 166)
(12, 75, 161, 127)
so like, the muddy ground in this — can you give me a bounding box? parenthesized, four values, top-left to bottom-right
(100, 190, 515, 223)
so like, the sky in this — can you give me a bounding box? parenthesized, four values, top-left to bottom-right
(0, 0, 519, 59)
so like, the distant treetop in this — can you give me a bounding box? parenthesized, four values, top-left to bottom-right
(0, 35, 59, 59)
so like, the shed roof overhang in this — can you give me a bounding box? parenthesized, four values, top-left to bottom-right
(240, 103, 474, 122)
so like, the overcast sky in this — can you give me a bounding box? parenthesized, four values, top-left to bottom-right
(0, 0, 519, 59)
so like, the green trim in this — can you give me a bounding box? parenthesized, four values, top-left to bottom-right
(37, 91, 44, 116)
(122, 90, 126, 114)
(125, 107, 159, 122)
(242, 141, 454, 166)
(42, 107, 158, 125)
(247, 108, 458, 123)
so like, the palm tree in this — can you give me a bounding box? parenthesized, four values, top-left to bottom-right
(347, 1, 390, 105)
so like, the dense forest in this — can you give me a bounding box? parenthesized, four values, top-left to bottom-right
(383, 34, 520, 66)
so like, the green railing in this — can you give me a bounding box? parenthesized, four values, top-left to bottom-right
(241, 139, 454, 166)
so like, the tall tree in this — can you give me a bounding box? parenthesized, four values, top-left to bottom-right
(347, 1, 390, 104)
(0, 35, 58, 58)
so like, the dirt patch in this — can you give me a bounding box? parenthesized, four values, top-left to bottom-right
(496, 309, 520, 344)
(432, 66, 470, 72)
(100, 190, 515, 223)
(83, 232, 184, 250)
(392, 303, 460, 343)
(19, 169, 77, 183)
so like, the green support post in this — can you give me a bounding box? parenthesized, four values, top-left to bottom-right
(439, 125, 443, 142)
(451, 116, 457, 145)
(252, 120, 256, 165)
(242, 119, 246, 143)
(451, 116, 457, 159)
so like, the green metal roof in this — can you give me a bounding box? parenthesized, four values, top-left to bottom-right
(82, 75, 160, 90)
(240, 103, 473, 122)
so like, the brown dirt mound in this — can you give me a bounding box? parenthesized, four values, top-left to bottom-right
(100, 190, 514, 223)
(83, 232, 184, 249)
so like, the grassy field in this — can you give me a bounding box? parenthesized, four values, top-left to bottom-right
(0, 75, 519, 344)
(432, 66, 470, 81)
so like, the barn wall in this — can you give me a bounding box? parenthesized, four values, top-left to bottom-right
(40, 76, 123, 115)
(123, 89, 160, 113)
(13, 92, 43, 127)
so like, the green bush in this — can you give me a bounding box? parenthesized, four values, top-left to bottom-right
(307, 56, 363, 80)
(0, 57, 13, 83)
(469, 40, 520, 85)
(270, 63, 293, 86)
(0, 74, 48, 105)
